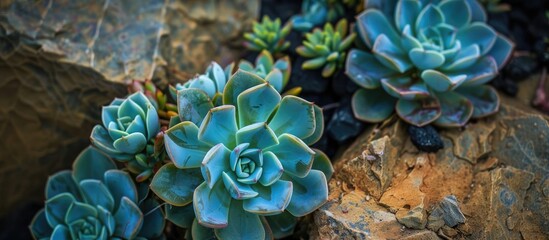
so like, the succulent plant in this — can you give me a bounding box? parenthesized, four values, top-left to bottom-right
(244, 16, 292, 54)
(291, 0, 357, 32)
(30, 147, 165, 240)
(90, 92, 163, 181)
(236, 50, 291, 92)
(297, 19, 356, 77)
(130, 80, 178, 127)
(150, 70, 332, 239)
(346, 0, 514, 127)
(170, 62, 230, 106)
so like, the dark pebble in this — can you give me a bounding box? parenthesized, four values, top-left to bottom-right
(287, 56, 330, 93)
(332, 70, 359, 97)
(327, 99, 364, 143)
(408, 125, 444, 153)
(504, 56, 539, 80)
(491, 75, 518, 96)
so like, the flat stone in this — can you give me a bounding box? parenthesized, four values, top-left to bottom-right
(396, 204, 428, 230)
(427, 195, 466, 231)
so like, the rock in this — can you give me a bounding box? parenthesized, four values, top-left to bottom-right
(312, 103, 549, 239)
(408, 125, 444, 153)
(287, 56, 329, 93)
(427, 195, 466, 231)
(0, 0, 258, 216)
(326, 99, 364, 143)
(504, 56, 540, 80)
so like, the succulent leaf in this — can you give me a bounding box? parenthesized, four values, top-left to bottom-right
(268, 96, 315, 140)
(285, 170, 328, 217)
(352, 88, 397, 122)
(193, 181, 231, 228)
(237, 83, 281, 127)
(243, 16, 291, 54)
(165, 204, 195, 228)
(150, 164, 203, 206)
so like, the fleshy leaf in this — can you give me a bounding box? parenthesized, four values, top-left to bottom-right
(372, 34, 412, 73)
(104, 170, 138, 210)
(285, 170, 328, 217)
(199, 106, 238, 148)
(381, 77, 431, 100)
(192, 218, 216, 239)
(269, 96, 315, 140)
(265, 69, 284, 92)
(114, 197, 143, 239)
(221, 172, 259, 200)
(208, 62, 227, 92)
(237, 83, 281, 127)
(51, 225, 71, 240)
(215, 201, 265, 240)
(409, 48, 445, 70)
(79, 180, 115, 212)
(189, 75, 216, 97)
(244, 180, 293, 215)
(30, 209, 53, 239)
(356, 9, 400, 48)
(266, 134, 314, 178)
(421, 70, 467, 92)
(90, 125, 132, 160)
(345, 49, 395, 89)
(456, 23, 496, 54)
(485, 34, 514, 70)
(137, 198, 165, 239)
(46, 170, 81, 200)
(395, 0, 421, 32)
(177, 88, 214, 126)
(311, 149, 334, 180)
(236, 122, 279, 149)
(395, 97, 441, 127)
(302, 105, 324, 145)
(165, 121, 211, 169)
(223, 70, 266, 106)
(458, 56, 498, 86)
(72, 147, 116, 183)
(465, 0, 487, 22)
(440, 44, 480, 71)
(201, 144, 231, 189)
(150, 163, 203, 206)
(45, 193, 75, 226)
(112, 132, 147, 154)
(457, 85, 500, 118)
(266, 211, 297, 239)
(65, 201, 97, 224)
(439, 0, 471, 28)
(101, 106, 119, 130)
(193, 181, 231, 228)
(97, 206, 115, 236)
(352, 88, 397, 122)
(165, 204, 195, 228)
(415, 4, 445, 32)
(145, 104, 160, 140)
(433, 91, 474, 127)
(259, 151, 284, 186)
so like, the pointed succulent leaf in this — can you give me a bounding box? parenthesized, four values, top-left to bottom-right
(259, 151, 284, 186)
(223, 70, 266, 106)
(72, 147, 116, 183)
(381, 77, 431, 100)
(30, 209, 53, 239)
(208, 62, 227, 92)
(439, 0, 471, 28)
(395, 0, 421, 32)
(46, 170, 81, 200)
(237, 83, 281, 127)
(243, 180, 293, 215)
(101, 106, 119, 130)
(465, 0, 487, 22)
(266, 134, 314, 178)
(118, 98, 145, 120)
(311, 149, 334, 180)
(401, 25, 422, 52)
(396, 97, 441, 127)
(352, 88, 397, 122)
(199, 106, 237, 148)
(372, 34, 412, 73)
(104, 170, 138, 209)
(285, 170, 328, 217)
(415, 4, 444, 32)
(485, 34, 514, 70)
(440, 44, 480, 71)
(265, 68, 284, 92)
(433, 91, 474, 127)
(236, 122, 279, 149)
(201, 144, 231, 189)
(97, 206, 115, 236)
(114, 197, 143, 239)
(65, 201, 97, 224)
(51, 225, 71, 240)
(177, 88, 214, 126)
(165, 204, 195, 228)
(165, 121, 211, 169)
(322, 62, 337, 77)
(112, 132, 147, 154)
(297, 46, 317, 57)
(215, 201, 265, 240)
(45, 193, 75, 226)
(256, 50, 274, 70)
(409, 48, 445, 70)
(90, 126, 132, 160)
(266, 211, 297, 239)
(221, 172, 259, 199)
(346, 49, 395, 89)
(456, 23, 496, 54)
(302, 105, 324, 145)
(274, 56, 291, 87)
(79, 180, 115, 212)
(150, 163, 203, 206)
(302, 57, 327, 70)
(269, 96, 315, 140)
(194, 181, 231, 228)
(145, 104, 160, 140)
(356, 9, 400, 48)
(457, 85, 500, 118)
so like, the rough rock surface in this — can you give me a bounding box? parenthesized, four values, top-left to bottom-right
(310, 103, 549, 239)
(0, 0, 258, 216)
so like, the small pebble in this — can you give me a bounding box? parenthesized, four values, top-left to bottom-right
(407, 125, 444, 153)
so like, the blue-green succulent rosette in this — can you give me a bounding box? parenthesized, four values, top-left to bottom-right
(90, 92, 162, 182)
(150, 70, 333, 239)
(30, 147, 165, 240)
(346, 0, 514, 127)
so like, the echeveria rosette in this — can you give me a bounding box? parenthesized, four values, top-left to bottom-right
(90, 92, 162, 181)
(346, 0, 514, 127)
(297, 19, 357, 77)
(244, 16, 292, 54)
(150, 70, 332, 239)
(30, 147, 165, 240)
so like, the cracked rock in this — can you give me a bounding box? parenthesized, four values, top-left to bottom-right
(427, 195, 466, 231)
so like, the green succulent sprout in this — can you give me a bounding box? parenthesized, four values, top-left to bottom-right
(150, 70, 333, 239)
(90, 92, 163, 182)
(297, 19, 356, 77)
(30, 147, 165, 240)
(244, 16, 292, 54)
(346, 0, 514, 127)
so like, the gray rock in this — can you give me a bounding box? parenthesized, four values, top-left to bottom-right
(427, 195, 466, 230)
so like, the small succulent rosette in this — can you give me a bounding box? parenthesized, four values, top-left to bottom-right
(170, 62, 230, 106)
(150, 70, 333, 239)
(244, 16, 292, 54)
(30, 147, 165, 240)
(236, 50, 291, 93)
(291, 0, 345, 32)
(346, 0, 514, 127)
(90, 92, 162, 181)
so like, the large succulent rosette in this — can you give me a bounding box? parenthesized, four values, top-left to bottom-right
(346, 0, 514, 127)
(90, 92, 162, 181)
(150, 70, 333, 239)
(30, 147, 165, 240)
